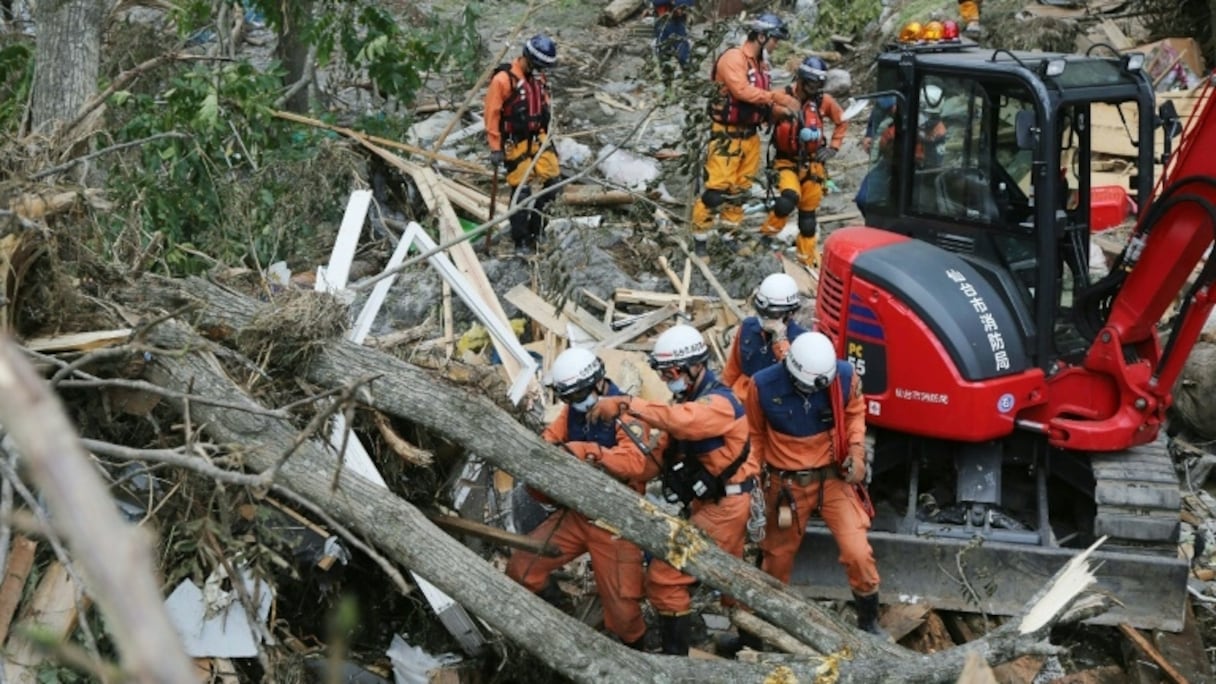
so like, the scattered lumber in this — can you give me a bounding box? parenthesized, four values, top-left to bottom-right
(24, 328, 132, 353)
(131, 275, 1125, 682)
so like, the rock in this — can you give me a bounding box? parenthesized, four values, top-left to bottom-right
(1170, 341, 1216, 440)
(825, 68, 852, 98)
(554, 137, 593, 168)
(596, 145, 660, 191)
(407, 111, 458, 147)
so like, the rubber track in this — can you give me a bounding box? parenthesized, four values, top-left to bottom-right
(1089, 434, 1181, 544)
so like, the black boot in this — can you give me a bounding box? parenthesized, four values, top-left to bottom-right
(537, 580, 570, 610)
(717, 629, 764, 658)
(623, 634, 647, 651)
(853, 592, 889, 639)
(659, 614, 691, 656)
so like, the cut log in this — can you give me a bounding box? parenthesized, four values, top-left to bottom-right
(0, 536, 37, 645)
(131, 277, 1126, 682)
(561, 189, 634, 207)
(599, 0, 644, 27)
(4, 562, 84, 683)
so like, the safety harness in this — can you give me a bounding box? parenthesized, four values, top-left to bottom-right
(494, 63, 551, 147)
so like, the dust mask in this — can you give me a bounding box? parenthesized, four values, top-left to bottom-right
(571, 393, 598, 413)
(666, 378, 688, 396)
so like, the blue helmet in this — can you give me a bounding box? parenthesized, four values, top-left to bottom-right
(748, 13, 790, 40)
(523, 34, 558, 68)
(797, 56, 828, 84)
(876, 94, 897, 111)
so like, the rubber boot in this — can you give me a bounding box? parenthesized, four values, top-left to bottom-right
(659, 614, 691, 656)
(624, 634, 648, 651)
(538, 579, 570, 610)
(854, 592, 889, 639)
(693, 235, 710, 259)
(795, 235, 818, 267)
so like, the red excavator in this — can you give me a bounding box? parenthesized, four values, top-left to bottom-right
(794, 35, 1215, 631)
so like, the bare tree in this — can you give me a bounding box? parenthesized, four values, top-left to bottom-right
(31, 0, 106, 134)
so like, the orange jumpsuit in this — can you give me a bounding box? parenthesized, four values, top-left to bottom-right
(742, 360, 879, 596)
(615, 372, 758, 615)
(506, 384, 660, 644)
(691, 42, 776, 234)
(720, 316, 805, 397)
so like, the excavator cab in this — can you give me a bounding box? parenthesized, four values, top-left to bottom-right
(794, 41, 1216, 631)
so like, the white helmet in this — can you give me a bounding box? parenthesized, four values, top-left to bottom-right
(649, 324, 709, 371)
(921, 83, 944, 116)
(754, 273, 800, 318)
(549, 348, 604, 398)
(786, 332, 837, 391)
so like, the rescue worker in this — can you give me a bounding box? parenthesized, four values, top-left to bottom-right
(484, 34, 562, 256)
(589, 324, 759, 656)
(855, 94, 898, 217)
(721, 273, 806, 394)
(959, 0, 981, 36)
(691, 13, 800, 258)
(653, 0, 693, 68)
(506, 348, 659, 649)
(759, 56, 847, 267)
(741, 332, 886, 637)
(876, 84, 946, 170)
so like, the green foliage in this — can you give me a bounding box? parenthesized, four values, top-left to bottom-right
(257, 0, 483, 104)
(106, 60, 346, 273)
(807, 0, 883, 44)
(0, 41, 33, 134)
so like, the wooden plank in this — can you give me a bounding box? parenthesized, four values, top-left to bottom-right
(4, 562, 86, 683)
(24, 329, 132, 353)
(1148, 600, 1212, 683)
(594, 304, 677, 351)
(1090, 90, 1202, 159)
(878, 602, 929, 643)
(614, 289, 738, 308)
(0, 536, 37, 645)
(1118, 622, 1189, 684)
(505, 285, 578, 338)
(957, 652, 999, 684)
(425, 512, 561, 557)
(678, 241, 747, 324)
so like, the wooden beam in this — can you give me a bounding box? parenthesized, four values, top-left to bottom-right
(677, 242, 747, 323)
(4, 562, 86, 682)
(425, 512, 562, 557)
(24, 329, 132, 353)
(1118, 622, 1190, 684)
(593, 304, 677, 351)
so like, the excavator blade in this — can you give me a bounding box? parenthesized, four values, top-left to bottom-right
(790, 528, 1188, 632)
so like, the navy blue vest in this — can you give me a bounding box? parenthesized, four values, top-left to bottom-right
(681, 371, 745, 455)
(752, 360, 853, 437)
(566, 381, 624, 447)
(737, 317, 808, 378)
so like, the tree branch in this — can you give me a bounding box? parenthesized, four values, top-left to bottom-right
(0, 337, 195, 683)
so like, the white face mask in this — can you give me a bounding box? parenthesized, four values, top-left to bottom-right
(571, 393, 598, 413)
(666, 378, 688, 396)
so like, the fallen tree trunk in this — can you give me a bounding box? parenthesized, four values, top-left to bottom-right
(130, 276, 1108, 681)
(138, 319, 829, 682)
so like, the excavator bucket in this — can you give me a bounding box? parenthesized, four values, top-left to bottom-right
(789, 528, 1189, 632)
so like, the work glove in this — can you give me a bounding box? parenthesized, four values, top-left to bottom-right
(760, 316, 786, 340)
(588, 395, 631, 423)
(843, 443, 867, 485)
(814, 146, 838, 163)
(774, 92, 801, 115)
(489, 150, 505, 167)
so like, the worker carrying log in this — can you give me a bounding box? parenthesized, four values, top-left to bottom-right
(690, 13, 800, 258)
(721, 273, 807, 395)
(506, 348, 660, 649)
(590, 324, 761, 656)
(741, 332, 888, 637)
(484, 33, 562, 256)
(759, 56, 848, 267)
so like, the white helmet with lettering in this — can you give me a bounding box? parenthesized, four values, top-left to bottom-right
(549, 348, 604, 398)
(786, 331, 837, 391)
(649, 324, 709, 370)
(754, 273, 800, 318)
